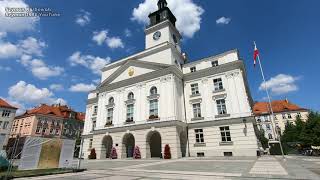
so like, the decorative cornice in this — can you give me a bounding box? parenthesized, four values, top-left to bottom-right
(87, 98, 98, 105)
(188, 116, 255, 129)
(183, 60, 244, 82)
(183, 49, 239, 68)
(90, 120, 187, 135)
(98, 66, 183, 93)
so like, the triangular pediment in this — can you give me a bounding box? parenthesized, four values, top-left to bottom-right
(99, 60, 170, 88)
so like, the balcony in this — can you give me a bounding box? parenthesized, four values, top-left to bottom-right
(125, 117, 134, 124)
(105, 121, 113, 127)
(148, 115, 160, 121)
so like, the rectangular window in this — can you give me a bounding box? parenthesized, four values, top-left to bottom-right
(266, 124, 271, 130)
(127, 104, 134, 122)
(93, 106, 98, 115)
(211, 61, 219, 67)
(216, 99, 227, 115)
(191, 83, 200, 95)
(213, 78, 223, 91)
(92, 120, 96, 131)
(89, 138, 93, 149)
(55, 129, 59, 135)
(297, 112, 301, 118)
(107, 108, 113, 122)
(50, 128, 54, 134)
(197, 152, 205, 157)
(190, 66, 196, 73)
(192, 103, 202, 118)
(149, 99, 159, 117)
(220, 126, 232, 142)
(287, 114, 292, 119)
(42, 127, 47, 134)
(224, 152, 233, 156)
(2, 110, 11, 117)
(195, 129, 204, 143)
(282, 114, 286, 119)
(36, 126, 41, 134)
(3, 122, 9, 129)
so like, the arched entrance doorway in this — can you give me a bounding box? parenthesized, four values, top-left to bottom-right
(122, 133, 135, 158)
(146, 131, 162, 158)
(102, 135, 113, 158)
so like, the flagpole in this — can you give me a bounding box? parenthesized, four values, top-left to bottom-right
(254, 41, 285, 159)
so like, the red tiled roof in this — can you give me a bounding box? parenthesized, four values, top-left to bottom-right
(22, 104, 85, 121)
(253, 99, 307, 115)
(76, 112, 85, 121)
(0, 98, 18, 109)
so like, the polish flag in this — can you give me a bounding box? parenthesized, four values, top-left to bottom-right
(253, 42, 259, 67)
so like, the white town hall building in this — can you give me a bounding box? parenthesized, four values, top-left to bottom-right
(82, 0, 258, 159)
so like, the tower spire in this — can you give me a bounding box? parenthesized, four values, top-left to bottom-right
(157, 0, 168, 10)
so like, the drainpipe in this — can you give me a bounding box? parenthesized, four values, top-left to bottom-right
(182, 79, 191, 157)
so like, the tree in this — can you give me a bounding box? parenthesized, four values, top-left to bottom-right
(133, 146, 141, 159)
(300, 112, 320, 146)
(110, 147, 118, 159)
(164, 144, 171, 159)
(256, 128, 269, 149)
(281, 111, 320, 151)
(88, 148, 96, 159)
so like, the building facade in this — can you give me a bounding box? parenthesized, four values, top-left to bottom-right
(10, 104, 84, 139)
(0, 98, 17, 149)
(82, 0, 258, 159)
(253, 99, 309, 140)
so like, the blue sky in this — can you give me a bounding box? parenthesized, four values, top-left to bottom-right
(0, 0, 319, 114)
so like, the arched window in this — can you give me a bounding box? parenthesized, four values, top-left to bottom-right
(150, 86, 157, 95)
(128, 92, 134, 100)
(108, 97, 114, 104)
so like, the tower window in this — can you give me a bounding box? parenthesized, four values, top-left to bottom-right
(211, 61, 219, 67)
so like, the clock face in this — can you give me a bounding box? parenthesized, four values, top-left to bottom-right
(153, 31, 161, 40)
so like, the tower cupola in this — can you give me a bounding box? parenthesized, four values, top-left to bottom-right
(148, 0, 176, 27)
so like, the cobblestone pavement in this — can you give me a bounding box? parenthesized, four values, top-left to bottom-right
(16, 156, 320, 180)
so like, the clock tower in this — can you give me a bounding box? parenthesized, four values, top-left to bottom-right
(145, 0, 182, 52)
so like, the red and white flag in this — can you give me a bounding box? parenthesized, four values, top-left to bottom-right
(253, 42, 259, 67)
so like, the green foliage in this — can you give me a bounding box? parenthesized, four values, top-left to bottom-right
(282, 112, 320, 147)
(256, 128, 269, 149)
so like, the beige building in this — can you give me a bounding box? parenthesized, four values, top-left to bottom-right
(0, 98, 17, 149)
(253, 99, 309, 140)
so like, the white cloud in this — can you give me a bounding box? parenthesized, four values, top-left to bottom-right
(75, 10, 91, 26)
(93, 79, 101, 84)
(20, 57, 64, 80)
(92, 30, 124, 49)
(49, 84, 64, 91)
(0, 41, 19, 59)
(69, 83, 96, 92)
(68, 51, 111, 74)
(124, 28, 132, 37)
(8, 81, 67, 106)
(18, 37, 46, 56)
(131, 0, 204, 38)
(259, 74, 300, 95)
(0, 36, 63, 79)
(0, 66, 11, 71)
(92, 30, 108, 45)
(106, 37, 124, 49)
(216, 17, 231, 25)
(0, 0, 39, 33)
(0, 36, 46, 60)
(0, 32, 7, 39)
